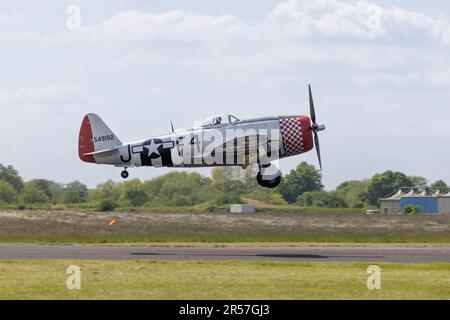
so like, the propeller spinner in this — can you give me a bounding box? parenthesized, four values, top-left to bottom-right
(308, 84, 326, 171)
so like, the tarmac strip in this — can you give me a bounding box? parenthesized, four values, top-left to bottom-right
(0, 244, 449, 263)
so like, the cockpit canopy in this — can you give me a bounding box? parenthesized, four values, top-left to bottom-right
(197, 114, 240, 128)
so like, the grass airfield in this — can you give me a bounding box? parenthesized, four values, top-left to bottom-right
(0, 260, 448, 300)
(0, 210, 448, 300)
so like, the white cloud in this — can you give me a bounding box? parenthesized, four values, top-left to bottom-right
(383, 6, 450, 45)
(7, 0, 443, 46)
(0, 82, 81, 102)
(86, 10, 246, 42)
(0, 1, 448, 93)
(0, 82, 89, 115)
(268, 0, 450, 45)
(268, 0, 383, 39)
(60, 0, 450, 90)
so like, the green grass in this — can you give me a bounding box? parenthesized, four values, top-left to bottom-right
(0, 234, 449, 245)
(0, 260, 448, 300)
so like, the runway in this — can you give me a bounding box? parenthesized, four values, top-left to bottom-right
(0, 245, 449, 263)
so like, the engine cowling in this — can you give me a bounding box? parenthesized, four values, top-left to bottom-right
(279, 115, 314, 157)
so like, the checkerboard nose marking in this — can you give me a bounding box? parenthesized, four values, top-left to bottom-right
(280, 117, 306, 156)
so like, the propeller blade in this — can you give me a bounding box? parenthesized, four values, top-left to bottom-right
(309, 84, 324, 170)
(309, 84, 316, 125)
(314, 132, 322, 171)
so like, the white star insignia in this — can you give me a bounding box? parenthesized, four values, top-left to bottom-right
(145, 140, 161, 157)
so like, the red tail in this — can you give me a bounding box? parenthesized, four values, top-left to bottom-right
(78, 115, 96, 163)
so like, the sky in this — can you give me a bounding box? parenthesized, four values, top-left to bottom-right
(0, 0, 450, 189)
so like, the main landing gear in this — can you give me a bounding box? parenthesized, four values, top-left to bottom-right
(256, 164, 282, 189)
(121, 169, 129, 179)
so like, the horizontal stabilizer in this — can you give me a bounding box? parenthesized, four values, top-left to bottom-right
(83, 147, 119, 157)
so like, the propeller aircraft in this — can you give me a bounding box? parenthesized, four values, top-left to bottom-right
(78, 85, 325, 188)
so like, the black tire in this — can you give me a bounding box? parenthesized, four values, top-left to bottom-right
(257, 171, 281, 188)
(121, 170, 129, 179)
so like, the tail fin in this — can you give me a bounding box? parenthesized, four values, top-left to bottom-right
(78, 113, 122, 163)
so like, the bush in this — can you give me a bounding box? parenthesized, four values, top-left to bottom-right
(336, 180, 368, 208)
(91, 180, 122, 201)
(0, 164, 24, 192)
(403, 205, 422, 215)
(121, 180, 149, 207)
(63, 181, 89, 204)
(97, 199, 119, 212)
(214, 193, 242, 205)
(25, 179, 62, 203)
(352, 202, 365, 209)
(0, 181, 18, 204)
(171, 194, 192, 206)
(297, 191, 348, 208)
(148, 172, 211, 205)
(278, 162, 323, 203)
(19, 184, 49, 204)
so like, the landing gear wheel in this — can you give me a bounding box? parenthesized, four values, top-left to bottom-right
(121, 170, 129, 179)
(257, 171, 281, 188)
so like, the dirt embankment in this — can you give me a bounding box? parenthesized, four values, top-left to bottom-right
(0, 210, 449, 238)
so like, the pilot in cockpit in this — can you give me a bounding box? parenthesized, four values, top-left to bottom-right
(214, 116, 222, 125)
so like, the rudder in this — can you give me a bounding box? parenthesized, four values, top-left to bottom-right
(78, 113, 122, 163)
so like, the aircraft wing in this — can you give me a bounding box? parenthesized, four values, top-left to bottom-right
(221, 134, 270, 154)
(198, 133, 276, 161)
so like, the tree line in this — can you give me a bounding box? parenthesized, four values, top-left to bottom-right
(0, 163, 447, 210)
